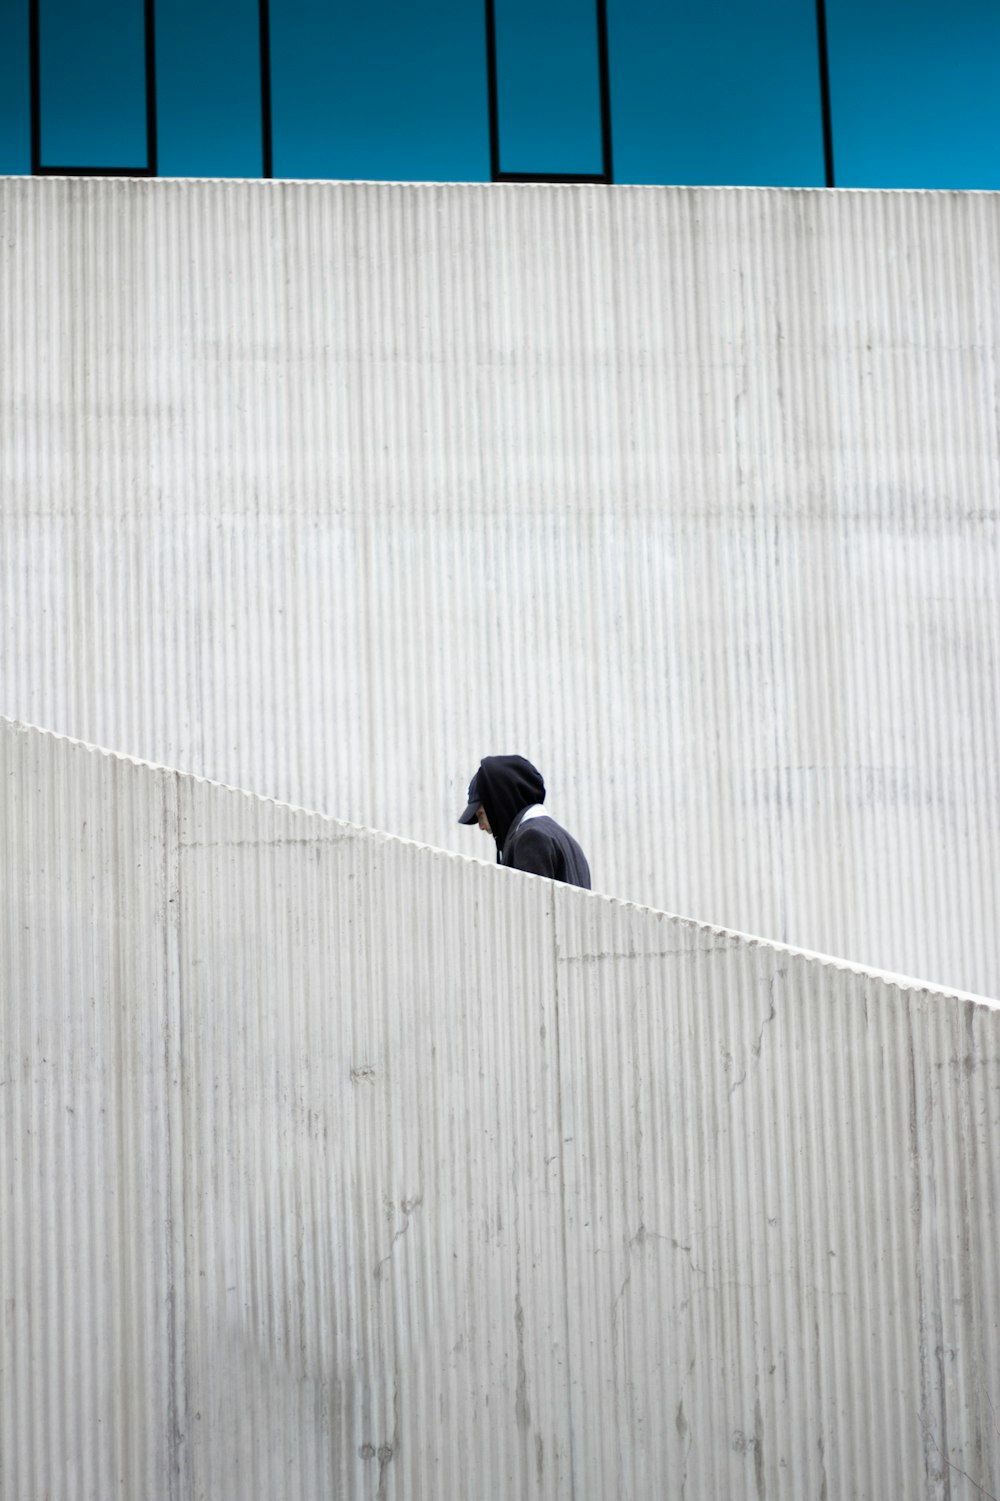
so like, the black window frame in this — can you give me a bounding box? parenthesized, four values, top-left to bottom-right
(485, 0, 614, 184)
(30, 0, 159, 175)
(815, 0, 835, 186)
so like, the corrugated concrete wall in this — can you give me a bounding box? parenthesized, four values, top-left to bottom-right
(2, 715, 997, 1500)
(0, 176, 997, 998)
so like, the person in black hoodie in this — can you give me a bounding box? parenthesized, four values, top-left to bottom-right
(458, 754, 591, 889)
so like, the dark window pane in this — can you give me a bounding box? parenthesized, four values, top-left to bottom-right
(157, 0, 261, 177)
(0, 0, 30, 173)
(495, 0, 603, 175)
(827, 0, 1000, 188)
(39, 0, 148, 168)
(271, 0, 489, 182)
(609, 0, 825, 187)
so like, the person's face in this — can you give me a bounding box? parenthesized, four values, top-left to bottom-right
(475, 805, 492, 835)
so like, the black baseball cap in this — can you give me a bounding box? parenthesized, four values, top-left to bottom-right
(458, 770, 482, 824)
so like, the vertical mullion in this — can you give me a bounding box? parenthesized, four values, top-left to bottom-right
(484, 0, 501, 181)
(145, 0, 158, 174)
(259, 0, 272, 178)
(815, 0, 836, 186)
(29, 0, 41, 174)
(596, 0, 613, 182)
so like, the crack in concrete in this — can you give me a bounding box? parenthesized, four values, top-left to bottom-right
(558, 947, 690, 965)
(373, 1195, 423, 1282)
(923, 1418, 999, 1501)
(731, 970, 783, 1093)
(179, 835, 354, 850)
(676, 1355, 696, 1501)
(752, 992, 778, 1060)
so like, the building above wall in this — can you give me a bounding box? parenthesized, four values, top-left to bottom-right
(1, 0, 1000, 187)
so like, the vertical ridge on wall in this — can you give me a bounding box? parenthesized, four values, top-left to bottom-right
(549, 881, 999, 1500)
(170, 746, 575, 1495)
(0, 178, 998, 997)
(0, 725, 175, 1500)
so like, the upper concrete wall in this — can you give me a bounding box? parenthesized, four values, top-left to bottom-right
(1, 715, 997, 1500)
(0, 177, 997, 995)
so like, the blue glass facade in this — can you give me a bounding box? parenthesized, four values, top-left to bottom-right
(0, 0, 30, 173)
(0, 0, 997, 187)
(270, 0, 488, 181)
(157, 0, 262, 178)
(38, 0, 149, 169)
(608, 0, 826, 187)
(494, 0, 604, 176)
(827, 0, 1000, 189)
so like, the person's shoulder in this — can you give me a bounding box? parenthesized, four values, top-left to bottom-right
(515, 814, 561, 841)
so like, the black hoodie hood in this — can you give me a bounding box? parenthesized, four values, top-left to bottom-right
(476, 755, 546, 858)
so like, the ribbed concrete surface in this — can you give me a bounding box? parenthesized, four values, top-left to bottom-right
(0, 177, 997, 994)
(1, 716, 997, 1499)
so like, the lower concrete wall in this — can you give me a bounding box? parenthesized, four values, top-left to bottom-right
(1, 716, 997, 1499)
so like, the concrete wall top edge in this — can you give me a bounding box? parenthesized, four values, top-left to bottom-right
(5, 175, 1000, 199)
(5, 712, 995, 1011)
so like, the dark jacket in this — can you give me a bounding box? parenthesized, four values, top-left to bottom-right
(476, 755, 591, 890)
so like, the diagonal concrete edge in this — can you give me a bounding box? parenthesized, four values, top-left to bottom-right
(3, 711, 995, 1009)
